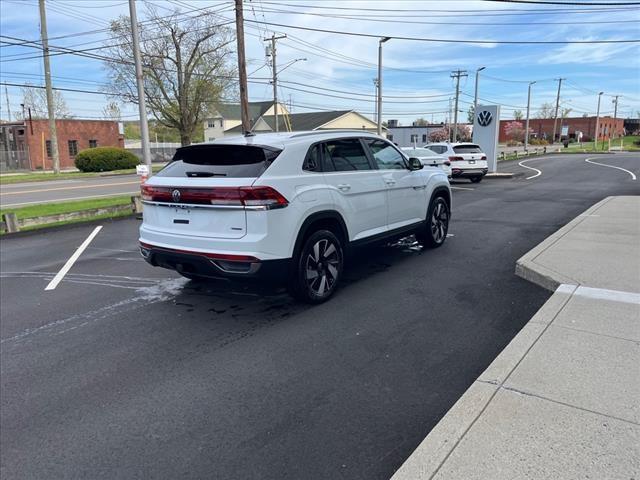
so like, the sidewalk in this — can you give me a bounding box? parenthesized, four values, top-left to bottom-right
(392, 196, 640, 480)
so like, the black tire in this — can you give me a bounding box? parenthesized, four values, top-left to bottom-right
(470, 176, 483, 183)
(416, 195, 450, 249)
(289, 229, 344, 304)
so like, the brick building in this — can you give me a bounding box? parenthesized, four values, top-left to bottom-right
(498, 116, 624, 143)
(0, 119, 124, 171)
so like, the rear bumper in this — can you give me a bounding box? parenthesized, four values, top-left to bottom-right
(140, 242, 291, 283)
(451, 168, 488, 178)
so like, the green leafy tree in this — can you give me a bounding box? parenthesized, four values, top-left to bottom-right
(513, 109, 523, 120)
(103, 5, 235, 146)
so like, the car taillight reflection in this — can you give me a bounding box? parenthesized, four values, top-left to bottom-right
(448, 156, 464, 161)
(140, 185, 289, 209)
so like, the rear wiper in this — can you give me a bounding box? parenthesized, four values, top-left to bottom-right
(185, 171, 227, 177)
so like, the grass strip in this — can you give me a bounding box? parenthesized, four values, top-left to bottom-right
(1, 195, 132, 219)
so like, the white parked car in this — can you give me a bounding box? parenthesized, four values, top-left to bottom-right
(401, 147, 452, 177)
(140, 131, 452, 303)
(424, 142, 488, 183)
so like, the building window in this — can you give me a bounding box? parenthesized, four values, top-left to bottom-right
(410, 134, 419, 143)
(422, 134, 427, 142)
(89, 139, 98, 148)
(208, 120, 215, 128)
(46, 140, 52, 157)
(219, 119, 224, 127)
(68, 140, 78, 157)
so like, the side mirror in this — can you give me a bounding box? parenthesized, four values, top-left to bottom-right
(408, 157, 423, 170)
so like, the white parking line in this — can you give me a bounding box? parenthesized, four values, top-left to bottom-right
(584, 157, 637, 180)
(518, 158, 542, 180)
(44, 226, 103, 291)
(450, 186, 475, 191)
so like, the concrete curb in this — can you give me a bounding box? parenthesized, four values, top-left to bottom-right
(484, 173, 513, 179)
(391, 285, 577, 480)
(514, 197, 613, 292)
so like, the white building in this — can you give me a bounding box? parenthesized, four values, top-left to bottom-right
(203, 101, 289, 141)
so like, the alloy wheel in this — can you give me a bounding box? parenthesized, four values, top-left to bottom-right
(305, 238, 340, 297)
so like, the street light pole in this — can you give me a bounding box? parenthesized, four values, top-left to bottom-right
(376, 37, 390, 136)
(128, 0, 152, 175)
(473, 66, 485, 115)
(594, 91, 604, 151)
(524, 81, 535, 151)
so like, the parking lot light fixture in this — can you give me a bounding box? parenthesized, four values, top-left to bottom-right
(474, 66, 486, 113)
(525, 81, 536, 151)
(377, 37, 391, 136)
(594, 91, 604, 151)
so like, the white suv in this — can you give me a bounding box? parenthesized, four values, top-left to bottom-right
(424, 142, 488, 183)
(140, 131, 451, 303)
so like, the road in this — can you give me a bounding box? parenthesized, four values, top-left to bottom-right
(1, 153, 638, 479)
(0, 174, 141, 208)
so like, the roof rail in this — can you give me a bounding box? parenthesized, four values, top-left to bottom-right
(290, 129, 380, 139)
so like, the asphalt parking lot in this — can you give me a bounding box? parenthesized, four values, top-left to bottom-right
(1, 153, 638, 479)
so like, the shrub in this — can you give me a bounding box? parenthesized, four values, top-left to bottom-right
(74, 147, 139, 172)
(506, 140, 521, 146)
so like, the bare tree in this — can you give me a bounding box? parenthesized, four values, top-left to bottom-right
(102, 101, 122, 120)
(413, 117, 429, 126)
(21, 85, 72, 119)
(561, 107, 572, 118)
(536, 102, 555, 119)
(103, 5, 235, 146)
(513, 109, 523, 120)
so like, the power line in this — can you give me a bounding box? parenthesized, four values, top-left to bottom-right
(242, 17, 640, 44)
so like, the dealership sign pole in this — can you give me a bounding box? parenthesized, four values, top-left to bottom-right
(472, 105, 501, 173)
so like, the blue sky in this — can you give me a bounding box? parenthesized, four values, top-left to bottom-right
(1, 0, 639, 125)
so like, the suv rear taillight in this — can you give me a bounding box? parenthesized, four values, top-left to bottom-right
(141, 185, 288, 210)
(448, 156, 464, 161)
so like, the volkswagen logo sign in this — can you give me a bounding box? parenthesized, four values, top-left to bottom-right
(172, 189, 181, 202)
(477, 110, 493, 127)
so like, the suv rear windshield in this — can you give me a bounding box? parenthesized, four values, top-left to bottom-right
(156, 144, 282, 178)
(453, 144, 483, 154)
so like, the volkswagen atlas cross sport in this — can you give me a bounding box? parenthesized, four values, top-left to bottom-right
(424, 142, 488, 183)
(139, 131, 451, 303)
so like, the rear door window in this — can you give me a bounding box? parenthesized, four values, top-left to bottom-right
(156, 144, 282, 178)
(322, 139, 372, 172)
(453, 144, 483, 154)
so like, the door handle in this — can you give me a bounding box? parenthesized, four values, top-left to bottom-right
(385, 180, 396, 186)
(337, 184, 351, 191)
(412, 185, 427, 190)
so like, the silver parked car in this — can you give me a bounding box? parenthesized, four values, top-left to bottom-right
(402, 147, 452, 177)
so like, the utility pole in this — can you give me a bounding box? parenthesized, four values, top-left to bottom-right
(372, 78, 378, 122)
(612, 95, 619, 138)
(447, 97, 452, 141)
(525, 81, 535, 151)
(473, 66, 485, 114)
(377, 37, 390, 136)
(4, 86, 11, 121)
(594, 91, 604, 151)
(551, 78, 564, 144)
(265, 34, 286, 133)
(451, 69, 467, 142)
(235, 0, 250, 135)
(128, 0, 152, 175)
(39, 0, 60, 173)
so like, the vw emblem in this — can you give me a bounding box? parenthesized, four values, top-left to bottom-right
(477, 110, 493, 127)
(172, 189, 181, 202)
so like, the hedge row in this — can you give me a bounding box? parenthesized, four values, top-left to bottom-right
(74, 147, 139, 172)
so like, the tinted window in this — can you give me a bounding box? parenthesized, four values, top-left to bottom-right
(453, 144, 483, 154)
(323, 139, 371, 172)
(365, 139, 406, 170)
(157, 144, 281, 178)
(303, 144, 321, 172)
(428, 145, 443, 154)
